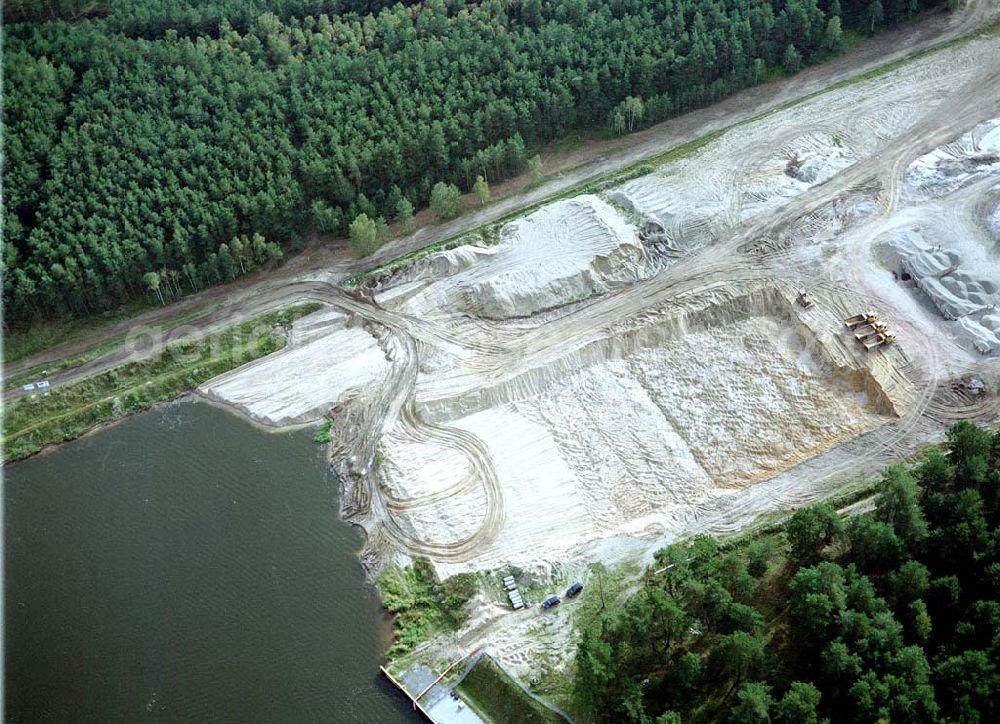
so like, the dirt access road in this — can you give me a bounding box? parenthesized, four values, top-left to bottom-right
(341, 50, 1000, 568)
(5, 0, 996, 391)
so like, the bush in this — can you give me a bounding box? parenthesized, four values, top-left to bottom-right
(378, 557, 479, 658)
(312, 420, 332, 444)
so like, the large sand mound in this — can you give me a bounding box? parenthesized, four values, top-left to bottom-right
(611, 133, 858, 255)
(200, 317, 390, 426)
(382, 195, 651, 319)
(907, 117, 1000, 196)
(869, 118, 1000, 355)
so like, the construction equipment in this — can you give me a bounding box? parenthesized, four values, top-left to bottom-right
(797, 289, 814, 309)
(855, 320, 888, 341)
(844, 311, 878, 329)
(861, 332, 896, 351)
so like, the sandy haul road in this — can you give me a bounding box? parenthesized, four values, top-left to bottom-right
(10, 1, 1000, 684)
(7, 0, 997, 387)
(200, 31, 1000, 586)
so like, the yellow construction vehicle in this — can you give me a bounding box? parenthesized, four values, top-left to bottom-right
(854, 320, 888, 341)
(860, 330, 896, 351)
(844, 311, 878, 329)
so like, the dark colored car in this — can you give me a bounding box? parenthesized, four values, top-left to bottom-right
(566, 582, 584, 598)
(542, 595, 561, 610)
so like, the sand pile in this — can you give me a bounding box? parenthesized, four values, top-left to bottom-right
(878, 227, 999, 353)
(612, 133, 858, 257)
(598, 37, 994, 268)
(866, 117, 1000, 354)
(906, 117, 1000, 196)
(380, 196, 652, 319)
(200, 321, 390, 426)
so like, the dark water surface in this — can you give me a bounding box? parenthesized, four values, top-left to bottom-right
(4, 400, 418, 723)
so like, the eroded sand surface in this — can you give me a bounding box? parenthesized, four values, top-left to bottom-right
(379, 195, 653, 319)
(200, 309, 389, 427)
(204, 32, 1000, 682)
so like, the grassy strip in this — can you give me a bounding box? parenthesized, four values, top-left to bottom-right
(455, 656, 564, 724)
(1, 303, 321, 463)
(3, 307, 144, 367)
(2, 295, 258, 390)
(378, 557, 478, 660)
(346, 20, 993, 289)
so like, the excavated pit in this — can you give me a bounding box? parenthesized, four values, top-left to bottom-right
(378, 286, 892, 572)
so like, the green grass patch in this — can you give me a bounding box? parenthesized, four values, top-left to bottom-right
(2, 303, 320, 463)
(312, 419, 333, 444)
(378, 557, 478, 660)
(3, 296, 293, 391)
(456, 655, 564, 724)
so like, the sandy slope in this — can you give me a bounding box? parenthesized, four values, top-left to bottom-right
(183, 26, 1000, 684)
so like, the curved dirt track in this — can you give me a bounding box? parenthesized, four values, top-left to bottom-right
(336, 35, 1000, 567)
(9, 3, 1000, 570)
(7, 0, 996, 382)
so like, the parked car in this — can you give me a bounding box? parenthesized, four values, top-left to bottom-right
(565, 582, 584, 598)
(541, 595, 561, 610)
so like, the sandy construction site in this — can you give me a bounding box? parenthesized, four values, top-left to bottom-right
(200, 31, 1000, 674)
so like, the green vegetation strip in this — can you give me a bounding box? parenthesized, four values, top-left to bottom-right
(346, 14, 993, 289)
(455, 656, 564, 724)
(568, 422, 1000, 723)
(2, 293, 257, 385)
(377, 557, 477, 660)
(2, 303, 321, 463)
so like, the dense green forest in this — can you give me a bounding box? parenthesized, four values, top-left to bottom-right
(4, 0, 945, 322)
(573, 421, 1000, 723)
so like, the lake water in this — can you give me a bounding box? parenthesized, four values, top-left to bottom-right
(3, 399, 419, 723)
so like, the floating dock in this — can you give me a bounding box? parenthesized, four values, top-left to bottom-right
(381, 648, 485, 724)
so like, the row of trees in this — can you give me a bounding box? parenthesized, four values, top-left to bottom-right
(574, 421, 1000, 722)
(4, 0, 946, 322)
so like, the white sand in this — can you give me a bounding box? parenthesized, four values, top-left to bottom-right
(201, 324, 389, 426)
(384, 195, 651, 319)
(385, 303, 880, 576)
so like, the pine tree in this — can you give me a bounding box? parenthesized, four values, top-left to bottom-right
(783, 43, 802, 73)
(823, 16, 844, 53)
(527, 154, 544, 183)
(396, 196, 416, 234)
